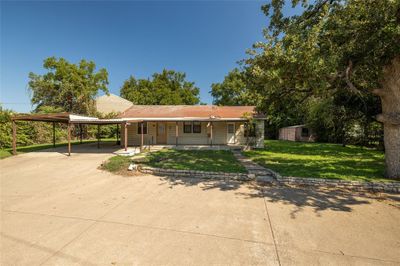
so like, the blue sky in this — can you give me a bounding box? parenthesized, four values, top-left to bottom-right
(1, 1, 293, 112)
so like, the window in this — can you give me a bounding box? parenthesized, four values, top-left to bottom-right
(193, 122, 201, 133)
(183, 122, 192, 133)
(301, 127, 309, 137)
(137, 122, 148, 134)
(227, 124, 235, 134)
(244, 122, 256, 137)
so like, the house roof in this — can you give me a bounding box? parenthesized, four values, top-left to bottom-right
(118, 105, 264, 121)
(95, 93, 133, 114)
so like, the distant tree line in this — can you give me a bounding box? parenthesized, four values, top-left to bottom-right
(1, 57, 201, 149)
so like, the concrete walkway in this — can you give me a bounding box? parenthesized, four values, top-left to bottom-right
(232, 150, 276, 183)
(1, 144, 399, 265)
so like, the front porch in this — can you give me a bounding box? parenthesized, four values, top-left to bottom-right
(120, 120, 264, 151)
(114, 144, 245, 156)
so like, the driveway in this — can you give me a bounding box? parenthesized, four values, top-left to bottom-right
(1, 143, 399, 265)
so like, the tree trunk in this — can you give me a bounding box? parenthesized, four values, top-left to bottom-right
(374, 56, 400, 179)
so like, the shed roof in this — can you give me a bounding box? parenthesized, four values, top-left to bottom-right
(118, 105, 263, 121)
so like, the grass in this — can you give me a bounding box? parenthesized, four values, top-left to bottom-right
(101, 155, 132, 172)
(102, 149, 247, 174)
(144, 149, 247, 173)
(0, 138, 117, 159)
(243, 140, 388, 182)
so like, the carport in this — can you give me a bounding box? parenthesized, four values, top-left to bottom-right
(11, 113, 128, 156)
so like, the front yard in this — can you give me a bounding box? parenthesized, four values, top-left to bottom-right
(103, 149, 247, 174)
(243, 140, 386, 182)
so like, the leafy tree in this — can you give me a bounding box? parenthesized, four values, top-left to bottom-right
(120, 69, 200, 105)
(245, 0, 400, 178)
(28, 57, 109, 115)
(211, 68, 260, 106)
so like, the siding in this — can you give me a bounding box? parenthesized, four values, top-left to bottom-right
(121, 121, 256, 146)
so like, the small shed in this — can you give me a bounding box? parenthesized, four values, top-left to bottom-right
(279, 125, 316, 142)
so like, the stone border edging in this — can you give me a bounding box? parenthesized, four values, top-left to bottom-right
(139, 166, 252, 181)
(275, 176, 400, 193)
(138, 165, 400, 193)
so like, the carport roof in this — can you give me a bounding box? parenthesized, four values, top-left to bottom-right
(11, 113, 129, 124)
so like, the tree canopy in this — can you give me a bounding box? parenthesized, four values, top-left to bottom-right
(240, 0, 399, 177)
(28, 57, 109, 115)
(120, 69, 200, 105)
(211, 68, 260, 106)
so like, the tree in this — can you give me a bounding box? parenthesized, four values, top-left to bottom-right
(28, 57, 109, 115)
(120, 69, 200, 105)
(211, 68, 260, 106)
(245, 0, 400, 178)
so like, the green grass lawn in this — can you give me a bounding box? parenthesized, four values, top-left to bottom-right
(101, 155, 132, 173)
(243, 140, 387, 182)
(0, 139, 117, 159)
(102, 149, 247, 174)
(144, 149, 247, 173)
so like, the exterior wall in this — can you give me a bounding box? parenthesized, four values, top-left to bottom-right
(279, 126, 316, 142)
(121, 122, 157, 146)
(279, 127, 297, 141)
(120, 121, 265, 146)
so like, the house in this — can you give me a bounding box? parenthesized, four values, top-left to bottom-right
(118, 105, 265, 148)
(279, 125, 316, 142)
(95, 93, 133, 115)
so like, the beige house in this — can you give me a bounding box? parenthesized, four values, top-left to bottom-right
(279, 125, 316, 142)
(96, 93, 133, 115)
(118, 105, 265, 148)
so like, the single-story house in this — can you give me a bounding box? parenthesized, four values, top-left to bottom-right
(10, 105, 265, 156)
(279, 125, 316, 142)
(118, 105, 265, 148)
(96, 93, 133, 115)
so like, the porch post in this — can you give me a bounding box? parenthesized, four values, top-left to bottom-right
(53, 122, 56, 148)
(12, 120, 17, 155)
(124, 122, 128, 151)
(210, 122, 213, 146)
(79, 124, 83, 144)
(140, 122, 144, 151)
(175, 121, 178, 146)
(97, 125, 100, 149)
(67, 123, 71, 156)
(116, 124, 119, 145)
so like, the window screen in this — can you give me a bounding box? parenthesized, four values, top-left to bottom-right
(183, 122, 192, 133)
(137, 122, 148, 134)
(193, 122, 201, 133)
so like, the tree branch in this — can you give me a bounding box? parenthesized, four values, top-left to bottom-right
(376, 113, 400, 125)
(344, 60, 362, 95)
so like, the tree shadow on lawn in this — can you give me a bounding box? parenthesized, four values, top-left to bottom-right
(261, 140, 384, 158)
(152, 174, 390, 218)
(250, 156, 386, 181)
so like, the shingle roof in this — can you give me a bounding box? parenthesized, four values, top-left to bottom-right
(118, 105, 264, 120)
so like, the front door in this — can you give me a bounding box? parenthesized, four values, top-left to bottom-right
(157, 123, 167, 144)
(227, 123, 235, 144)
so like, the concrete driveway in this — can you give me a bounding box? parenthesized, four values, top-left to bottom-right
(1, 143, 399, 265)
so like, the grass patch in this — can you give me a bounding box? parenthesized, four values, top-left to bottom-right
(243, 140, 388, 182)
(0, 139, 117, 159)
(102, 149, 247, 174)
(144, 149, 247, 173)
(101, 155, 132, 172)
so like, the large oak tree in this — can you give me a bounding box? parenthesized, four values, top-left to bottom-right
(245, 0, 399, 178)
